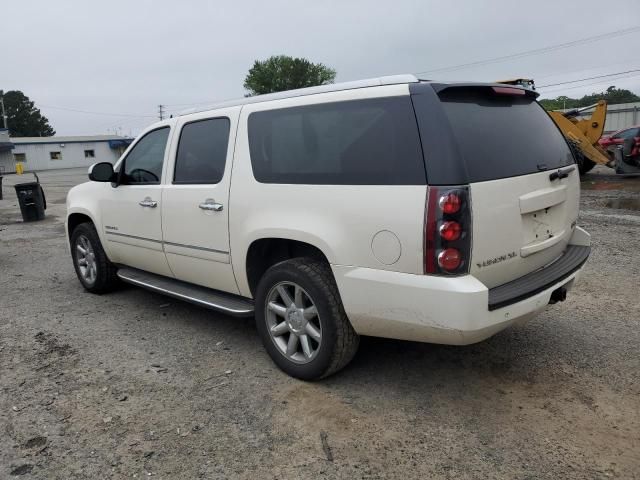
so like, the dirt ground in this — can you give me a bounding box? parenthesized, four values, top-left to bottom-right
(0, 167, 639, 479)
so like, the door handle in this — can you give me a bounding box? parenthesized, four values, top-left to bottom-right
(139, 197, 158, 208)
(199, 199, 223, 212)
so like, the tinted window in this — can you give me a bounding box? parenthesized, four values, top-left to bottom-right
(248, 97, 425, 185)
(436, 88, 574, 182)
(122, 127, 169, 184)
(174, 118, 230, 184)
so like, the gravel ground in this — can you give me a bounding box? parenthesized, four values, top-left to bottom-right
(0, 167, 638, 479)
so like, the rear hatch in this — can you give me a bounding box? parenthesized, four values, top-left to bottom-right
(411, 83, 580, 288)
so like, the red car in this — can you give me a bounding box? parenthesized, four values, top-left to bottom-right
(599, 125, 640, 158)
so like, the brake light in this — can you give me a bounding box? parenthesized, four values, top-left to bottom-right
(492, 86, 526, 96)
(439, 221, 461, 241)
(424, 186, 472, 275)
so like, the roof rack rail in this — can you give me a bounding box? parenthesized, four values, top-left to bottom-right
(178, 74, 420, 116)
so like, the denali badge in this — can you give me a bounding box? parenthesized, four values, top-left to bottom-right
(476, 251, 517, 269)
(105, 225, 119, 231)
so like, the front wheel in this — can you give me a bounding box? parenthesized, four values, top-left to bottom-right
(255, 258, 359, 380)
(70, 222, 119, 293)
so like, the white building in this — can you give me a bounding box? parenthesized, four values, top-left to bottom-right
(0, 135, 132, 174)
(0, 128, 14, 174)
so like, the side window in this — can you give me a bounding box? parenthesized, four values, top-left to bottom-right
(121, 127, 170, 185)
(174, 118, 230, 184)
(247, 97, 425, 185)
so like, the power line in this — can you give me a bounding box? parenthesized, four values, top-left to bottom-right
(534, 57, 639, 80)
(415, 25, 640, 75)
(37, 104, 156, 118)
(539, 72, 640, 96)
(163, 99, 220, 107)
(98, 115, 154, 134)
(537, 69, 640, 88)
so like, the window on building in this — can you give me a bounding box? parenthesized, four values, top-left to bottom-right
(174, 118, 230, 184)
(14, 153, 26, 162)
(50, 151, 62, 160)
(84, 149, 95, 158)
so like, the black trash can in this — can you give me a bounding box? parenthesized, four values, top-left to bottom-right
(14, 182, 46, 222)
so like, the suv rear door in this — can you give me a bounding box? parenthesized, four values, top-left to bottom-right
(161, 107, 240, 294)
(412, 83, 579, 288)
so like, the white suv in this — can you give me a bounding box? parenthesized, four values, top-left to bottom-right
(66, 75, 591, 379)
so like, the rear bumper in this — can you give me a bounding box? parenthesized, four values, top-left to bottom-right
(488, 244, 590, 310)
(332, 227, 590, 345)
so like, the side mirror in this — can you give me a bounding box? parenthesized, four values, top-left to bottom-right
(88, 162, 115, 182)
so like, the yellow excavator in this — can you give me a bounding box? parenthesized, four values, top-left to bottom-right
(498, 79, 612, 175)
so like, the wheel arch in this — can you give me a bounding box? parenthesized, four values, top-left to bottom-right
(67, 212, 95, 238)
(66, 208, 109, 258)
(244, 237, 332, 297)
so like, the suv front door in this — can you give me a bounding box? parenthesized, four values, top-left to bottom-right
(101, 126, 174, 277)
(161, 109, 239, 294)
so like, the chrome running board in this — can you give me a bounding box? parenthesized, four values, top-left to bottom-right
(117, 267, 254, 317)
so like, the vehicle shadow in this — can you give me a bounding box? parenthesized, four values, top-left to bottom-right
(326, 317, 588, 398)
(115, 282, 588, 398)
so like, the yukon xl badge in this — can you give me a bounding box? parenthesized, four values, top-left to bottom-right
(105, 225, 119, 231)
(476, 251, 517, 269)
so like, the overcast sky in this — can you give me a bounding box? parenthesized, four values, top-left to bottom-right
(3, 0, 640, 136)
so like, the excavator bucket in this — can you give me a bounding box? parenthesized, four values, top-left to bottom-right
(497, 79, 610, 175)
(548, 101, 611, 174)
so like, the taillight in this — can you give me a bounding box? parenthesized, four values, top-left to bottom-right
(438, 248, 462, 270)
(439, 221, 461, 241)
(439, 193, 461, 214)
(424, 186, 472, 275)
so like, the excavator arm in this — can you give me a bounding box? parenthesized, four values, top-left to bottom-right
(497, 79, 610, 174)
(548, 101, 611, 171)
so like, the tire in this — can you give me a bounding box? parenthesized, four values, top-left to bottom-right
(578, 157, 596, 175)
(255, 257, 359, 380)
(568, 139, 596, 175)
(70, 222, 119, 294)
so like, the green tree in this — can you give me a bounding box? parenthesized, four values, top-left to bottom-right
(539, 86, 640, 110)
(244, 55, 336, 96)
(1, 90, 55, 137)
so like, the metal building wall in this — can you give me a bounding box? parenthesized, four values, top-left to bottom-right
(601, 102, 640, 132)
(569, 102, 640, 133)
(10, 141, 121, 172)
(0, 151, 13, 174)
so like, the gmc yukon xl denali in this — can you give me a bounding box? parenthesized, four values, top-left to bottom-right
(66, 75, 591, 379)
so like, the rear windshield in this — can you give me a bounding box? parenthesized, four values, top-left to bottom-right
(437, 88, 574, 183)
(247, 97, 426, 185)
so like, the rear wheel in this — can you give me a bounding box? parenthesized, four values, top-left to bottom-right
(255, 257, 359, 380)
(70, 222, 119, 293)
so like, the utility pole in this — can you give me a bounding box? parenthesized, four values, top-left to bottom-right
(158, 104, 165, 121)
(0, 90, 8, 130)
